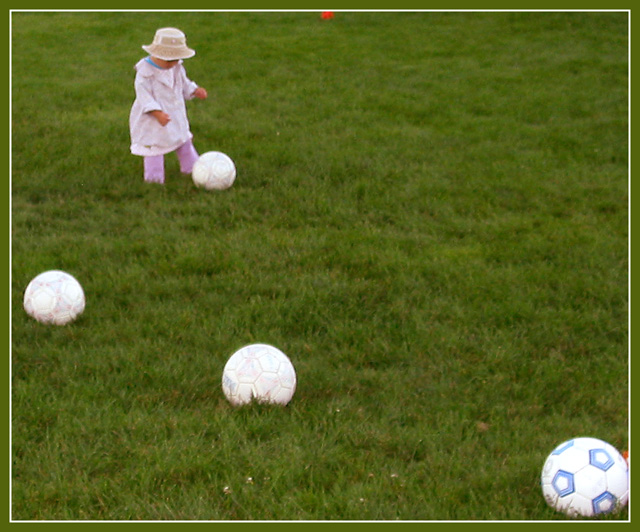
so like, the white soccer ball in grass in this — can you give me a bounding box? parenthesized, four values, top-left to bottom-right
(541, 437, 629, 518)
(222, 344, 297, 406)
(23, 270, 85, 325)
(192, 151, 236, 190)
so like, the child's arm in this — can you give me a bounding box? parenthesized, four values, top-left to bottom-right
(179, 64, 206, 101)
(193, 87, 208, 100)
(149, 109, 171, 126)
(134, 73, 171, 126)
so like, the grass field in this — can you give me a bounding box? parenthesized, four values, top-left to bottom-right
(10, 10, 629, 521)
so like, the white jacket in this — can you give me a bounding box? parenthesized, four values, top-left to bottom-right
(129, 57, 199, 156)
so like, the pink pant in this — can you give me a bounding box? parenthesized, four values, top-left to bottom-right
(144, 139, 199, 184)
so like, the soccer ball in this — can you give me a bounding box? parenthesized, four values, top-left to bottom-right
(192, 151, 236, 190)
(23, 270, 85, 325)
(541, 437, 629, 518)
(222, 344, 297, 406)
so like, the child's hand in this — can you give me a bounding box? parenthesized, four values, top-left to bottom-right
(150, 110, 171, 126)
(194, 87, 208, 100)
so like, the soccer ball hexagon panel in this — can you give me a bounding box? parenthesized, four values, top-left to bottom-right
(541, 437, 629, 518)
(222, 344, 297, 406)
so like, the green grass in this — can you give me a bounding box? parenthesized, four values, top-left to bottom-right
(11, 11, 628, 520)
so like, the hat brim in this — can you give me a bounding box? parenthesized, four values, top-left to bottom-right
(142, 44, 196, 61)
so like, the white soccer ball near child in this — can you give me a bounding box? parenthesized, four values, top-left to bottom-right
(23, 270, 86, 325)
(222, 344, 297, 406)
(541, 437, 629, 518)
(192, 151, 236, 190)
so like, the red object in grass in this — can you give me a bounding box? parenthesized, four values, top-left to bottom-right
(623, 450, 629, 465)
(321, 12, 334, 20)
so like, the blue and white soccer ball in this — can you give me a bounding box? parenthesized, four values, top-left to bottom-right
(541, 437, 629, 518)
(221, 344, 297, 406)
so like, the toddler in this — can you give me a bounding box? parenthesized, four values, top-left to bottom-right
(129, 27, 208, 184)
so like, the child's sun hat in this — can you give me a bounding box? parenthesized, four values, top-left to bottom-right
(142, 27, 195, 60)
